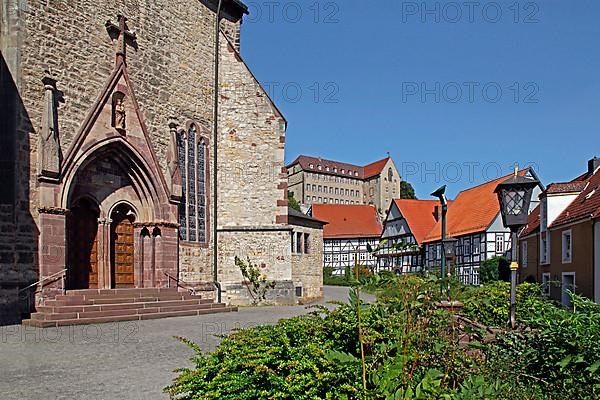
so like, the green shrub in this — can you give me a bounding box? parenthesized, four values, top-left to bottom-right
(167, 274, 599, 400)
(478, 256, 509, 284)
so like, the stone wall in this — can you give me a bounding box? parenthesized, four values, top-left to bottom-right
(218, 228, 295, 306)
(291, 225, 324, 302)
(2, 0, 290, 308)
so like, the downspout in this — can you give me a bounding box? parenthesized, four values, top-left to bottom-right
(212, 0, 223, 303)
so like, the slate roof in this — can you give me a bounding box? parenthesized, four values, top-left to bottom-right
(287, 155, 390, 180)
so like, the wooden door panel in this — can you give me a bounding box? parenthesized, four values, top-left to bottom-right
(68, 202, 99, 289)
(113, 217, 134, 288)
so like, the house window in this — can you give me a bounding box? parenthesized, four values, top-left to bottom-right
(562, 230, 572, 263)
(304, 233, 310, 254)
(312, 184, 316, 191)
(291, 232, 296, 253)
(296, 232, 302, 254)
(324, 254, 332, 262)
(495, 235, 504, 253)
(318, 185, 322, 192)
(306, 183, 310, 192)
(542, 273, 550, 296)
(522, 241, 528, 268)
(388, 167, 393, 182)
(177, 124, 207, 243)
(540, 234, 549, 264)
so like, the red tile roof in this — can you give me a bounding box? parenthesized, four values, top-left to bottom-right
(287, 155, 390, 180)
(393, 199, 439, 245)
(551, 167, 600, 227)
(312, 204, 383, 239)
(423, 170, 529, 242)
(521, 204, 541, 237)
(546, 181, 588, 194)
(364, 157, 390, 179)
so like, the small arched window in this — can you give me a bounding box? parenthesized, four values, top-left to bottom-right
(388, 167, 393, 182)
(177, 123, 208, 243)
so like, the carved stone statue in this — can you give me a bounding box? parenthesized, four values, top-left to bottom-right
(114, 97, 126, 130)
(38, 70, 61, 178)
(167, 119, 182, 199)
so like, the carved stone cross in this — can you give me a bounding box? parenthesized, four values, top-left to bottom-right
(105, 14, 138, 65)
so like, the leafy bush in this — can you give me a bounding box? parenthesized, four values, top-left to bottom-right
(478, 256, 508, 284)
(460, 281, 544, 327)
(167, 275, 599, 399)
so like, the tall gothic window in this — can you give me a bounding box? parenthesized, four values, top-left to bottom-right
(177, 124, 207, 243)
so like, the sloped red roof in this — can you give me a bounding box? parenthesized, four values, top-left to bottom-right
(393, 199, 439, 245)
(546, 181, 587, 194)
(521, 204, 541, 237)
(312, 204, 383, 239)
(551, 166, 600, 227)
(364, 157, 390, 179)
(286, 155, 390, 180)
(423, 170, 529, 242)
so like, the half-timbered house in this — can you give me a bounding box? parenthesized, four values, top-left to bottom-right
(377, 199, 440, 274)
(422, 169, 542, 285)
(311, 204, 382, 274)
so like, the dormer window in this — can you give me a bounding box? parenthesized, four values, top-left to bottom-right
(309, 164, 314, 169)
(326, 166, 330, 172)
(318, 165, 322, 170)
(333, 168, 337, 173)
(341, 169, 345, 174)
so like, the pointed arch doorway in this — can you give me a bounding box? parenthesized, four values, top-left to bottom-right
(110, 203, 136, 288)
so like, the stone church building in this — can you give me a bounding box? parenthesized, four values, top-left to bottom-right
(1, 0, 316, 325)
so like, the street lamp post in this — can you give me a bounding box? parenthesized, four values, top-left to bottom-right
(494, 169, 539, 329)
(431, 185, 448, 298)
(442, 237, 458, 300)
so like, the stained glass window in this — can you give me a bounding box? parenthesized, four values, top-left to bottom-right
(177, 131, 187, 240)
(177, 124, 208, 243)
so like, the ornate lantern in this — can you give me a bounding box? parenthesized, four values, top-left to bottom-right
(442, 237, 458, 263)
(494, 173, 540, 231)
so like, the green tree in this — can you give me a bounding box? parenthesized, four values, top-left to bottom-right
(288, 191, 301, 212)
(400, 181, 417, 199)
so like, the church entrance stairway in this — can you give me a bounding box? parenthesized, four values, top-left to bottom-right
(22, 288, 236, 328)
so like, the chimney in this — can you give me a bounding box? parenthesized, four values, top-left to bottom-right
(588, 157, 600, 174)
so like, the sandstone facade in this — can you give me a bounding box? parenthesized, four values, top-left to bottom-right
(0, 0, 316, 323)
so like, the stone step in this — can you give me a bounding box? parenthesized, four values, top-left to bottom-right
(44, 294, 195, 306)
(37, 298, 213, 314)
(22, 306, 238, 328)
(65, 288, 179, 296)
(32, 302, 227, 321)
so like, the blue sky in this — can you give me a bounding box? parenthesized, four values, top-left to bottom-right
(239, 0, 600, 199)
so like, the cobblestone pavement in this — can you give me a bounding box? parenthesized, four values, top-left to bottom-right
(0, 286, 369, 400)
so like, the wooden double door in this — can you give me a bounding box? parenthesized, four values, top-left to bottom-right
(68, 201, 135, 289)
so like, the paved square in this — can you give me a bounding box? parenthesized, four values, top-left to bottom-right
(0, 287, 360, 400)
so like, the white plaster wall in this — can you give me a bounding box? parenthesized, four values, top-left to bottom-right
(547, 194, 578, 226)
